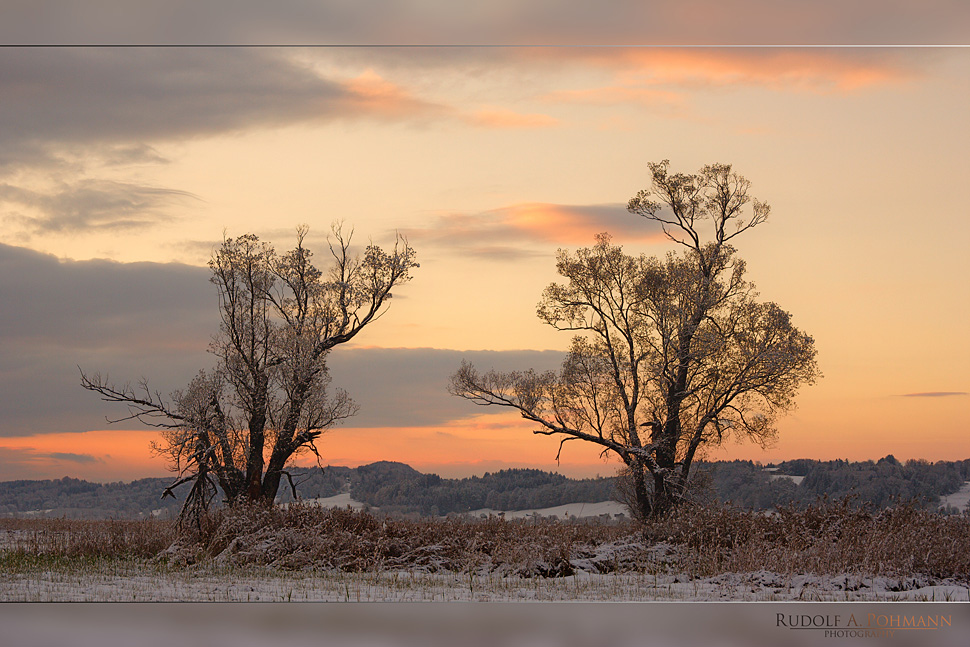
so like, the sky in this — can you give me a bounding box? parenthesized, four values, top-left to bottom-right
(0, 4, 968, 482)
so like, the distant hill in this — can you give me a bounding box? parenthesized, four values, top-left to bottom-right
(0, 476, 185, 520)
(700, 457, 970, 511)
(2, 457, 968, 520)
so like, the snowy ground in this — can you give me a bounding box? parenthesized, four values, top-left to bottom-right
(287, 493, 371, 511)
(294, 494, 628, 520)
(939, 481, 970, 512)
(768, 474, 806, 485)
(464, 500, 628, 520)
(4, 492, 969, 602)
(2, 554, 967, 602)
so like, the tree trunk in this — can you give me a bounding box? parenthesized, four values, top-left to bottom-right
(243, 376, 270, 501)
(245, 413, 267, 501)
(656, 418, 679, 470)
(630, 460, 652, 521)
(651, 471, 676, 517)
(260, 441, 293, 502)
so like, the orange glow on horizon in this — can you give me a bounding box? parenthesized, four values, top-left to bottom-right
(0, 429, 169, 483)
(2, 395, 966, 484)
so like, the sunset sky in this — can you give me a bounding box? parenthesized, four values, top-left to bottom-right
(1, 4, 968, 482)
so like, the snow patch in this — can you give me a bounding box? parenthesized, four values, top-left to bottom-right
(465, 500, 628, 520)
(939, 481, 970, 512)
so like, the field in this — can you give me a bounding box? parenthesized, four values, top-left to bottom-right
(2, 499, 969, 602)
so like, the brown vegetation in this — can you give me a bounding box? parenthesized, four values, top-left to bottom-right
(3, 499, 968, 585)
(0, 517, 175, 559)
(648, 498, 970, 580)
(162, 503, 636, 577)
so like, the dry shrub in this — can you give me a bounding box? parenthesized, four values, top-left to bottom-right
(0, 517, 176, 559)
(169, 502, 636, 577)
(645, 498, 970, 580)
(162, 498, 970, 581)
(9, 498, 963, 583)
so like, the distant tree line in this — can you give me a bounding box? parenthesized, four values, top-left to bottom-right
(3, 457, 968, 519)
(273, 462, 618, 517)
(353, 464, 617, 516)
(694, 456, 970, 511)
(0, 477, 183, 519)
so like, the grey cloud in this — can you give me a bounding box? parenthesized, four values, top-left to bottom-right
(0, 344, 210, 438)
(0, 49, 342, 158)
(18, 48, 319, 128)
(0, 242, 215, 436)
(1, 180, 199, 233)
(0, 243, 215, 349)
(100, 144, 170, 167)
(43, 452, 101, 464)
(0, 47, 452, 236)
(0, 241, 562, 436)
(0, 1, 967, 45)
(327, 348, 565, 428)
(0, 47, 447, 173)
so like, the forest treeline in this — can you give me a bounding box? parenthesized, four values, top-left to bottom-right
(276, 462, 620, 517)
(700, 456, 970, 512)
(0, 477, 184, 519)
(1, 456, 968, 519)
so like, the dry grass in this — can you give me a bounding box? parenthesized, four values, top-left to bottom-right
(649, 498, 970, 580)
(4, 498, 968, 585)
(0, 517, 176, 560)
(163, 503, 637, 577)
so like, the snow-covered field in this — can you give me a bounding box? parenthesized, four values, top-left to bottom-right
(292, 495, 629, 520)
(939, 481, 970, 512)
(286, 493, 371, 511)
(463, 500, 628, 520)
(5, 523, 967, 602)
(2, 560, 967, 602)
(768, 473, 806, 485)
(4, 493, 969, 603)
(301, 479, 970, 517)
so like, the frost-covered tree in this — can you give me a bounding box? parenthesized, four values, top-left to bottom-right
(450, 162, 819, 520)
(82, 224, 417, 518)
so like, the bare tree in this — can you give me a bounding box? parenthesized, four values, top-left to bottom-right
(450, 162, 819, 520)
(82, 223, 417, 518)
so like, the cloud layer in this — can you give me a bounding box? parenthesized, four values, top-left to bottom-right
(0, 243, 215, 436)
(405, 202, 667, 259)
(0, 181, 199, 233)
(0, 46, 933, 246)
(0, 241, 564, 437)
(2, 1, 968, 45)
(0, 49, 431, 171)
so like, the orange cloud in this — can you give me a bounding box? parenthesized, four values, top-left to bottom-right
(502, 203, 660, 244)
(291, 411, 619, 479)
(339, 68, 448, 120)
(531, 48, 916, 95)
(405, 202, 667, 260)
(3, 393, 967, 483)
(338, 70, 561, 130)
(0, 429, 168, 482)
(0, 418, 616, 482)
